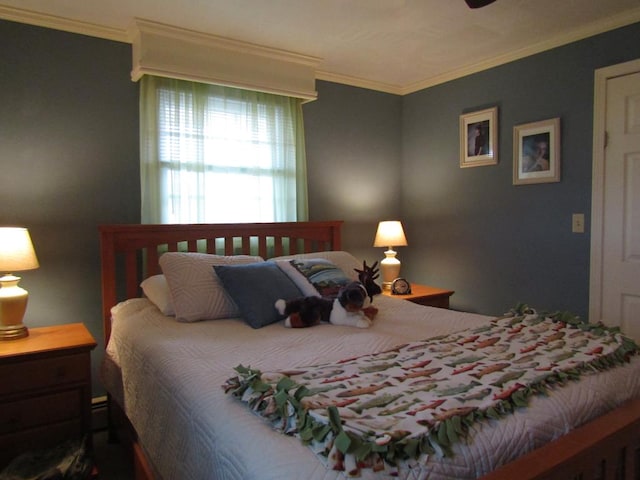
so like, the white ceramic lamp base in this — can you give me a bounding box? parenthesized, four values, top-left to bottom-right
(0, 274, 29, 340)
(380, 249, 401, 290)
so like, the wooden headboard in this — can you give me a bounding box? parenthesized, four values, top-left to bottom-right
(99, 221, 343, 343)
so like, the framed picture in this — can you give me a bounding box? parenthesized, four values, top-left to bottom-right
(459, 107, 498, 168)
(513, 117, 561, 185)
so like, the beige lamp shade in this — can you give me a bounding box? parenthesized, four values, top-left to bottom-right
(373, 221, 408, 289)
(0, 227, 39, 340)
(373, 221, 408, 249)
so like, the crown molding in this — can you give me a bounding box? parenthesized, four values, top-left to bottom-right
(297, 8, 640, 96)
(0, 5, 127, 42)
(0, 6, 320, 68)
(315, 70, 404, 96)
(2, 4, 639, 96)
(400, 7, 640, 95)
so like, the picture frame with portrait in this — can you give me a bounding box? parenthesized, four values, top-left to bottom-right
(459, 107, 498, 168)
(513, 117, 561, 185)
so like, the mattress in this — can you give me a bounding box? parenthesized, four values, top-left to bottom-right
(103, 295, 640, 480)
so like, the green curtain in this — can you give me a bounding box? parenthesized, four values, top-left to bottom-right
(140, 76, 308, 224)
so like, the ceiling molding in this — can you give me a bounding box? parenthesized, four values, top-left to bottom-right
(2, 4, 639, 96)
(0, 4, 127, 42)
(280, 7, 640, 96)
(400, 6, 640, 95)
(315, 70, 404, 96)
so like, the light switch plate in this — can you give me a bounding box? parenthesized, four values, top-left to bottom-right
(572, 213, 585, 233)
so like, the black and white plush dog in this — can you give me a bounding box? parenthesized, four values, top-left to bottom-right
(275, 281, 378, 329)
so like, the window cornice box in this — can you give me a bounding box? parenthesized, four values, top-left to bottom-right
(129, 18, 320, 101)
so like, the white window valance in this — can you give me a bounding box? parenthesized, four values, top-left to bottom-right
(129, 19, 319, 101)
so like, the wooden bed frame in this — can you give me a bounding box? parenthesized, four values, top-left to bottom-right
(99, 221, 640, 480)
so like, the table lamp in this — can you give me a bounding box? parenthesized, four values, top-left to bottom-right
(373, 220, 408, 290)
(0, 227, 39, 340)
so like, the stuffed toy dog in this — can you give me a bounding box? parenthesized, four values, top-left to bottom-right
(275, 281, 378, 329)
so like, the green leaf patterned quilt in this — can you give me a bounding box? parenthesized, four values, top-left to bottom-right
(223, 305, 638, 477)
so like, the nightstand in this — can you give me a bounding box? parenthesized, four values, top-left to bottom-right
(382, 283, 454, 308)
(0, 323, 97, 468)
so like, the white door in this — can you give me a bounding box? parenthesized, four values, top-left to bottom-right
(590, 60, 640, 341)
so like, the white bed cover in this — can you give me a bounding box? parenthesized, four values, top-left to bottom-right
(105, 295, 640, 480)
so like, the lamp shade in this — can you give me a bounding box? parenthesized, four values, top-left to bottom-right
(373, 221, 408, 248)
(0, 227, 39, 272)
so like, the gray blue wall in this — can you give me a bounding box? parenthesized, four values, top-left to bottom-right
(1, 17, 639, 395)
(0, 20, 139, 393)
(303, 82, 402, 254)
(398, 23, 640, 318)
(305, 23, 640, 320)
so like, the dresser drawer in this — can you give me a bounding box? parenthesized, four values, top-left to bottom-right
(0, 389, 82, 434)
(0, 324, 96, 470)
(0, 353, 89, 396)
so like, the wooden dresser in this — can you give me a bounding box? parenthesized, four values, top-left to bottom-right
(0, 323, 97, 468)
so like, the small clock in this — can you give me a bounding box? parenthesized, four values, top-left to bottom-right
(391, 277, 412, 295)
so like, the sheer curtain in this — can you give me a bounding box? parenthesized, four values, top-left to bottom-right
(140, 76, 308, 224)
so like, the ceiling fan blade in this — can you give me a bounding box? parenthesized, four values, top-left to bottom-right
(465, 0, 497, 8)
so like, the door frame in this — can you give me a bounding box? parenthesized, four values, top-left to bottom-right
(589, 58, 640, 322)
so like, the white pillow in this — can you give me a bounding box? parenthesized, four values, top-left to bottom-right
(271, 251, 362, 282)
(140, 274, 175, 316)
(159, 252, 264, 322)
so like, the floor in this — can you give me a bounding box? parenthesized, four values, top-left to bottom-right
(93, 430, 134, 479)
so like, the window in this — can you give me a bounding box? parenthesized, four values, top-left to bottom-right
(140, 76, 308, 224)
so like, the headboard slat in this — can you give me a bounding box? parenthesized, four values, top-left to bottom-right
(146, 247, 160, 276)
(206, 238, 216, 254)
(125, 251, 138, 300)
(224, 237, 233, 256)
(242, 236, 250, 255)
(274, 237, 284, 257)
(258, 236, 267, 258)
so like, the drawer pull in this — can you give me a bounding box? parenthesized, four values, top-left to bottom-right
(55, 366, 68, 379)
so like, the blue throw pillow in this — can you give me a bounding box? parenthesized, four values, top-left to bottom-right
(214, 261, 302, 328)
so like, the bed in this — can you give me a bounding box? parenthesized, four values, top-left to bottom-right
(99, 221, 640, 480)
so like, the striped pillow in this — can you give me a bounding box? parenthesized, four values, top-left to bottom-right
(159, 252, 264, 322)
